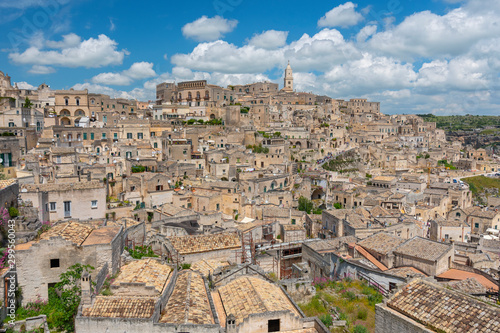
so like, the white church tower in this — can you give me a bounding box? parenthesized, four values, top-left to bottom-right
(283, 61, 293, 92)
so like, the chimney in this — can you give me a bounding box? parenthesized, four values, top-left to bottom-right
(81, 272, 93, 308)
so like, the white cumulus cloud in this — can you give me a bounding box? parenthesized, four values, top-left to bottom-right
(182, 16, 238, 42)
(91, 62, 157, 86)
(248, 30, 288, 50)
(28, 65, 56, 74)
(9, 34, 127, 68)
(318, 2, 364, 28)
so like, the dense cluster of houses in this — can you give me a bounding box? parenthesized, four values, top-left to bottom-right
(0, 65, 499, 332)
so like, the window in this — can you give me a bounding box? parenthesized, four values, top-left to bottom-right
(103, 116, 107, 123)
(156, 185, 163, 191)
(49, 202, 56, 212)
(216, 203, 220, 211)
(475, 223, 479, 229)
(83, 133, 87, 140)
(114, 133, 118, 139)
(91, 200, 98, 209)
(291, 219, 296, 225)
(90, 133, 94, 140)
(268, 319, 280, 332)
(50, 259, 60, 268)
(154, 142, 158, 148)
(127, 133, 132, 139)
(102, 133, 106, 139)
(137, 133, 143, 139)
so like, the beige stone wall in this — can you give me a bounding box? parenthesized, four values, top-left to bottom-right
(375, 303, 433, 333)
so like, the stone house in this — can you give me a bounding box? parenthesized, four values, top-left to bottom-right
(20, 181, 106, 222)
(468, 210, 500, 234)
(392, 237, 453, 276)
(15, 222, 123, 304)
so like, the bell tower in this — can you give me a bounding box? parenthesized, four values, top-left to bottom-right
(283, 61, 293, 92)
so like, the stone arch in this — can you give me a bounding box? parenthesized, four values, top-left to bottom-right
(60, 117, 71, 126)
(311, 188, 325, 200)
(60, 109, 70, 117)
(74, 109, 86, 117)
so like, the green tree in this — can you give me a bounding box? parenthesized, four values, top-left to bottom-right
(298, 196, 313, 214)
(334, 202, 342, 209)
(24, 97, 33, 109)
(53, 263, 94, 332)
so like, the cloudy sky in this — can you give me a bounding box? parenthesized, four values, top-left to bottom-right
(1, 0, 499, 115)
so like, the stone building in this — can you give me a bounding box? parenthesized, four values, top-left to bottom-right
(16, 222, 123, 304)
(392, 237, 453, 276)
(20, 181, 106, 222)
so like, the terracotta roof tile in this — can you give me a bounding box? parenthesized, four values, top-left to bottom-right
(39, 221, 93, 245)
(191, 259, 230, 277)
(218, 276, 300, 326)
(388, 279, 500, 333)
(82, 296, 155, 318)
(168, 232, 241, 255)
(159, 270, 214, 325)
(437, 269, 498, 292)
(113, 259, 171, 294)
(394, 237, 452, 262)
(358, 232, 405, 255)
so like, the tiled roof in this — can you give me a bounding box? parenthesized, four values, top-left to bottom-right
(469, 210, 500, 219)
(159, 270, 214, 325)
(191, 259, 230, 277)
(437, 269, 498, 292)
(354, 245, 387, 271)
(168, 232, 241, 255)
(282, 224, 306, 232)
(113, 259, 171, 294)
(358, 232, 405, 255)
(370, 206, 393, 218)
(385, 266, 427, 278)
(306, 236, 357, 253)
(447, 278, 487, 295)
(0, 179, 16, 190)
(393, 237, 451, 261)
(22, 180, 104, 192)
(82, 296, 155, 318)
(39, 221, 93, 245)
(218, 276, 300, 325)
(387, 279, 500, 333)
(81, 226, 121, 246)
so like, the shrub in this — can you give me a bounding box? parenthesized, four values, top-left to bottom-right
(343, 291, 357, 301)
(368, 293, 384, 306)
(319, 314, 333, 327)
(353, 325, 368, 333)
(357, 308, 368, 320)
(131, 165, 146, 173)
(8, 206, 19, 218)
(181, 263, 191, 270)
(125, 245, 158, 259)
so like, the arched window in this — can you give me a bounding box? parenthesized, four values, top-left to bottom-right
(64, 97, 69, 106)
(75, 97, 80, 106)
(263, 186, 267, 193)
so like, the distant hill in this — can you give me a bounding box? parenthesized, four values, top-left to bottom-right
(418, 114, 500, 131)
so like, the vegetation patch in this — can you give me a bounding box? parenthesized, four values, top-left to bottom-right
(298, 278, 383, 333)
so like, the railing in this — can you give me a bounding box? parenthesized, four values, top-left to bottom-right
(358, 271, 389, 297)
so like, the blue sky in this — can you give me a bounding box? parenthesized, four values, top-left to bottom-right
(1, 0, 500, 115)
